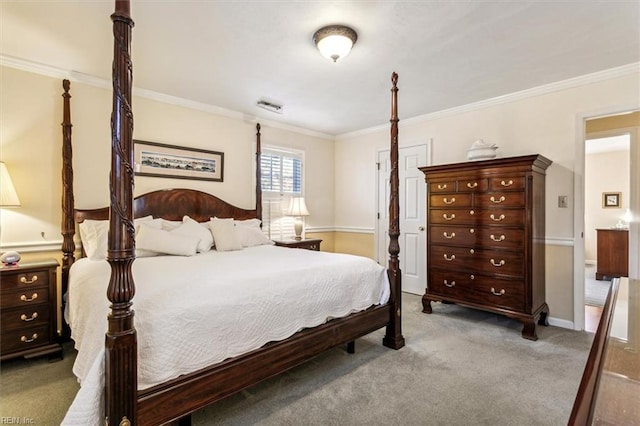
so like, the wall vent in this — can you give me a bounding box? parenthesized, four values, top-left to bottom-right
(257, 99, 283, 114)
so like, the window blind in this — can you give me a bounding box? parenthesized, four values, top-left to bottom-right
(261, 148, 303, 240)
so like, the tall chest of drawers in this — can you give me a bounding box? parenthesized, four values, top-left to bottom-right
(1, 260, 63, 360)
(419, 155, 552, 340)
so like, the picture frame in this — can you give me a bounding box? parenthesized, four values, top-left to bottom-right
(602, 192, 621, 208)
(134, 140, 224, 182)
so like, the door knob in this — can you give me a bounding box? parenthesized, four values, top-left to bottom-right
(418, 226, 425, 231)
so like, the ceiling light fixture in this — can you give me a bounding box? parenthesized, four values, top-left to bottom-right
(313, 25, 358, 63)
(256, 99, 283, 114)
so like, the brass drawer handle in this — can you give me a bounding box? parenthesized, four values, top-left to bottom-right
(490, 214, 505, 222)
(491, 288, 506, 296)
(20, 293, 39, 302)
(501, 179, 514, 187)
(443, 197, 456, 205)
(444, 280, 456, 288)
(490, 195, 506, 204)
(20, 275, 39, 284)
(20, 333, 39, 343)
(443, 232, 456, 239)
(490, 259, 506, 267)
(490, 234, 506, 242)
(437, 184, 447, 190)
(20, 312, 39, 322)
(443, 254, 456, 261)
(443, 213, 456, 221)
(467, 182, 478, 189)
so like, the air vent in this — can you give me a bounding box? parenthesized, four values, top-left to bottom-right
(256, 99, 283, 114)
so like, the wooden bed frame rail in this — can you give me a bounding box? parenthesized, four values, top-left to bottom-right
(60, 1, 404, 424)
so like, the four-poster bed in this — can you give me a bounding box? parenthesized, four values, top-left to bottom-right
(61, 2, 404, 425)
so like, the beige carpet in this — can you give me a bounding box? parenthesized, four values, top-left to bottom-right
(0, 294, 593, 425)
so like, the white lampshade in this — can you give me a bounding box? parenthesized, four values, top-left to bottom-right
(288, 197, 309, 217)
(313, 25, 358, 63)
(0, 162, 21, 207)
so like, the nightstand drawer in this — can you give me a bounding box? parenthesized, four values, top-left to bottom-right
(1, 305, 51, 331)
(1, 287, 50, 309)
(0, 268, 51, 290)
(1, 324, 51, 353)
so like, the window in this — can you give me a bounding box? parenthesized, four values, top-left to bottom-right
(261, 147, 303, 240)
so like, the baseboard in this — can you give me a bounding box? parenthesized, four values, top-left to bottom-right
(548, 317, 575, 330)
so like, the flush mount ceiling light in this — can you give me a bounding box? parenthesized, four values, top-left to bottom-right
(313, 25, 358, 63)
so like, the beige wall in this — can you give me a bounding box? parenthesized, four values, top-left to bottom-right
(0, 66, 335, 247)
(335, 72, 640, 323)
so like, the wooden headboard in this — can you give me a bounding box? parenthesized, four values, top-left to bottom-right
(74, 188, 259, 224)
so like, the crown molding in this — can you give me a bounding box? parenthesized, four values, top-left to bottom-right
(337, 62, 640, 140)
(0, 54, 333, 141)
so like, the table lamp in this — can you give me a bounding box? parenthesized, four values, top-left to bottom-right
(1, 162, 22, 266)
(288, 197, 309, 241)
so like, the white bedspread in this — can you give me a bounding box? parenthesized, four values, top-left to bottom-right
(62, 245, 389, 424)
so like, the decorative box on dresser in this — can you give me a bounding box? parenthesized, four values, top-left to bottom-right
(1, 259, 63, 361)
(419, 154, 552, 340)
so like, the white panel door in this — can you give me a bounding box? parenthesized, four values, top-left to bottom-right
(377, 144, 428, 295)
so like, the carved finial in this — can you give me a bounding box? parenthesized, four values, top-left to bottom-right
(391, 72, 398, 86)
(63, 79, 70, 93)
(256, 123, 261, 133)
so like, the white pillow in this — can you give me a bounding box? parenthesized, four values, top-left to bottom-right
(170, 216, 214, 253)
(136, 218, 163, 258)
(236, 226, 273, 247)
(136, 223, 199, 256)
(79, 216, 156, 260)
(234, 218, 262, 229)
(160, 219, 182, 231)
(208, 218, 243, 252)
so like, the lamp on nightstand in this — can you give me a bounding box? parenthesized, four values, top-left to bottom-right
(288, 197, 309, 241)
(1, 162, 22, 266)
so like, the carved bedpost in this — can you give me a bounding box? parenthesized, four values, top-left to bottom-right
(105, 1, 137, 425)
(383, 72, 405, 350)
(61, 79, 75, 341)
(256, 123, 262, 223)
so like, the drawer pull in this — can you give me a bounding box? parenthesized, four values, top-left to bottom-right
(20, 293, 39, 302)
(491, 288, 506, 296)
(443, 232, 456, 239)
(20, 275, 39, 284)
(490, 259, 506, 267)
(467, 182, 478, 189)
(20, 312, 39, 322)
(20, 333, 39, 343)
(490, 214, 505, 222)
(490, 195, 506, 204)
(443, 254, 456, 261)
(444, 280, 456, 288)
(443, 197, 455, 205)
(501, 180, 514, 187)
(470, 228, 475, 234)
(490, 234, 506, 242)
(437, 184, 447, 190)
(443, 213, 456, 221)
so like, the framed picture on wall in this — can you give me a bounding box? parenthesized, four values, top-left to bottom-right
(134, 140, 224, 182)
(602, 192, 621, 208)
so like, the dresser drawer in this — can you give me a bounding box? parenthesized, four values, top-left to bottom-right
(469, 274, 525, 312)
(475, 192, 525, 208)
(430, 226, 524, 249)
(429, 181, 457, 193)
(428, 269, 474, 299)
(1, 324, 51, 354)
(1, 305, 51, 331)
(1, 287, 50, 309)
(0, 268, 50, 291)
(489, 176, 526, 191)
(457, 178, 488, 192)
(429, 208, 525, 227)
(429, 193, 472, 208)
(430, 245, 524, 277)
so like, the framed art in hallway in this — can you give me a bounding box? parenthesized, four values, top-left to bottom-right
(134, 140, 224, 182)
(602, 192, 621, 208)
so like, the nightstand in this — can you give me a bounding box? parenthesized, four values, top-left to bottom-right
(1, 259, 63, 361)
(273, 238, 322, 251)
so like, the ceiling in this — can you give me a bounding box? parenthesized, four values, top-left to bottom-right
(2, 1, 639, 136)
